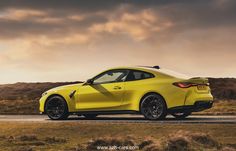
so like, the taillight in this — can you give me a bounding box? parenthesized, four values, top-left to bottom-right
(173, 82, 197, 88)
(173, 82, 209, 88)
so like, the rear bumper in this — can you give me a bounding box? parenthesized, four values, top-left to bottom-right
(168, 101, 213, 113)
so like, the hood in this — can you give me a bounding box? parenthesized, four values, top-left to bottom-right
(47, 83, 83, 92)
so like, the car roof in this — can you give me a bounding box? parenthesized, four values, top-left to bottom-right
(107, 66, 160, 75)
(105, 66, 191, 79)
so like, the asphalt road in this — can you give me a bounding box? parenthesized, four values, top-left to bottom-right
(0, 115, 235, 124)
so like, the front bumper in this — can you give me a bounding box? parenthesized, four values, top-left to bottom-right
(168, 101, 213, 113)
(39, 95, 47, 114)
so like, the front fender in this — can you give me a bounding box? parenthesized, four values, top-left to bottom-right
(39, 89, 77, 113)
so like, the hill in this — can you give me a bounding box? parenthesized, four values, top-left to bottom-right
(0, 82, 81, 101)
(0, 78, 235, 114)
(208, 78, 236, 100)
(0, 78, 235, 101)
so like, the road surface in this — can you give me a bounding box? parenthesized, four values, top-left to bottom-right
(0, 115, 235, 124)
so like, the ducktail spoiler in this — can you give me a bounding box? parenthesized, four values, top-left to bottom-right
(185, 77, 209, 85)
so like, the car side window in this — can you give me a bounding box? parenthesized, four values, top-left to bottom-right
(93, 70, 128, 84)
(126, 70, 154, 81)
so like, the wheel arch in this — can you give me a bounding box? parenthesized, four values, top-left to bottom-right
(44, 94, 68, 112)
(139, 92, 167, 112)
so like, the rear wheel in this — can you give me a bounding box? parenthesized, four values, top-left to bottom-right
(83, 114, 97, 119)
(171, 112, 191, 119)
(45, 96, 69, 120)
(140, 93, 167, 120)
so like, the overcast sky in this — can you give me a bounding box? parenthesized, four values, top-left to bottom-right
(0, 0, 235, 83)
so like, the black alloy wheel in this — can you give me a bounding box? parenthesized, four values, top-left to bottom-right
(45, 96, 69, 120)
(141, 93, 167, 120)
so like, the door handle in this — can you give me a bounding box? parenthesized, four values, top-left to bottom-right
(113, 86, 121, 90)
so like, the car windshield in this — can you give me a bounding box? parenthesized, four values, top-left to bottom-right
(158, 68, 191, 79)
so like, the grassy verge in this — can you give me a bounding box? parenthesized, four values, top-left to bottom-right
(0, 100, 236, 115)
(0, 122, 235, 151)
(194, 100, 236, 115)
(0, 100, 39, 115)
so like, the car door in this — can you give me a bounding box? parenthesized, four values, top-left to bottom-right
(76, 69, 128, 111)
(122, 70, 155, 107)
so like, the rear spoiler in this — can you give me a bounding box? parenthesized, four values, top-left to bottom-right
(185, 77, 209, 84)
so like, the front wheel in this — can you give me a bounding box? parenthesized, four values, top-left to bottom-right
(140, 93, 167, 120)
(171, 112, 191, 119)
(45, 96, 69, 120)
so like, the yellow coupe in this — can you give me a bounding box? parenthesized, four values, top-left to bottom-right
(39, 66, 213, 120)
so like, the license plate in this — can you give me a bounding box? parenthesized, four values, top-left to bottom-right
(197, 85, 207, 90)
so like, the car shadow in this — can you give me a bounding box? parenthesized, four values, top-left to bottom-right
(45, 115, 217, 121)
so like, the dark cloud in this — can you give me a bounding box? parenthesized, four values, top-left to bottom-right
(0, 0, 235, 39)
(0, 0, 236, 83)
(0, 0, 124, 12)
(0, 13, 107, 39)
(0, 19, 63, 39)
(157, 0, 236, 29)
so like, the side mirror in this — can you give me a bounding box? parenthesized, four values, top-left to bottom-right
(85, 79, 93, 85)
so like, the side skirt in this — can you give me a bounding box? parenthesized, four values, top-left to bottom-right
(69, 110, 140, 115)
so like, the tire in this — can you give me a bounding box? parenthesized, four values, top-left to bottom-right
(83, 114, 97, 119)
(140, 93, 167, 120)
(171, 112, 191, 119)
(45, 96, 69, 120)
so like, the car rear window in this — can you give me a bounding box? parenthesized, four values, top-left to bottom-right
(126, 70, 154, 81)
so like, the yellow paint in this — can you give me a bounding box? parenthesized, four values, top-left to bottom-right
(39, 67, 213, 113)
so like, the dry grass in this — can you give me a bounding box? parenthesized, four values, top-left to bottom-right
(0, 82, 81, 101)
(0, 122, 235, 151)
(1, 99, 235, 115)
(0, 99, 39, 114)
(195, 100, 236, 115)
(163, 130, 220, 151)
(0, 79, 236, 115)
(209, 78, 236, 100)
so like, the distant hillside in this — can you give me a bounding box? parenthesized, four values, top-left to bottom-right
(208, 78, 236, 100)
(0, 78, 235, 114)
(0, 78, 235, 101)
(0, 82, 82, 101)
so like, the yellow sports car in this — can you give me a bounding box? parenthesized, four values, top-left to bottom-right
(39, 66, 213, 120)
